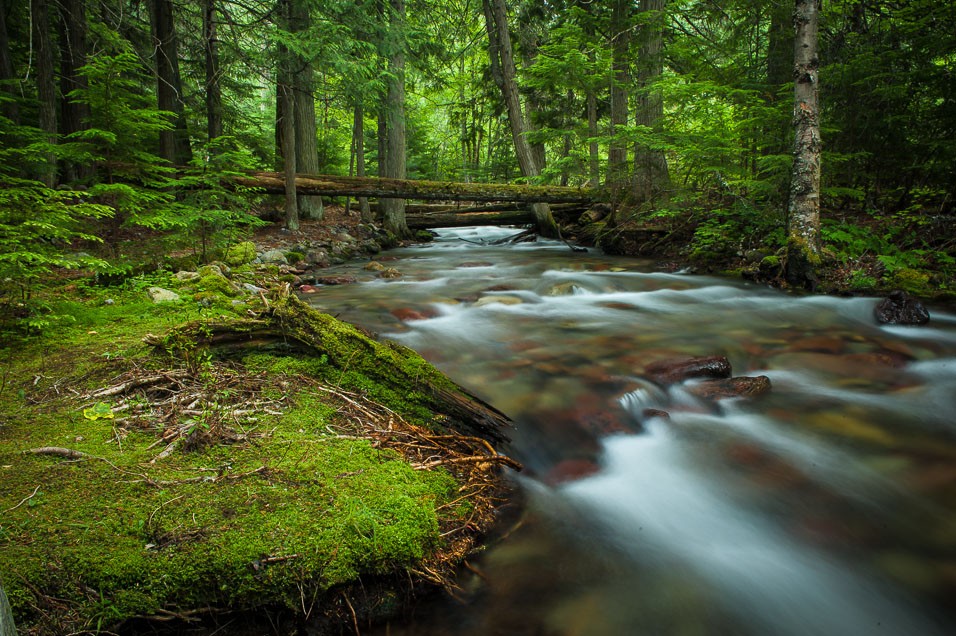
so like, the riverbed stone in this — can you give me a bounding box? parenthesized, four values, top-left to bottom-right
(874, 291, 930, 325)
(644, 355, 733, 384)
(315, 275, 357, 285)
(475, 295, 523, 307)
(685, 375, 772, 401)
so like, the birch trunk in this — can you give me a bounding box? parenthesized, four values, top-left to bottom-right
(785, 0, 822, 290)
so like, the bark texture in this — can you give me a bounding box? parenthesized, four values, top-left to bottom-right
(380, 0, 410, 237)
(631, 0, 669, 205)
(482, 0, 558, 237)
(289, 0, 323, 220)
(32, 0, 57, 186)
(0, 0, 19, 125)
(203, 0, 223, 141)
(57, 0, 91, 181)
(607, 0, 630, 205)
(150, 0, 192, 166)
(785, 0, 822, 290)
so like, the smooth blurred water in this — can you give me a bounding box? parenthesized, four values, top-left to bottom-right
(305, 226, 956, 636)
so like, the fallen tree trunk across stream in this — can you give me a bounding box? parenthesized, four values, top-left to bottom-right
(234, 171, 599, 204)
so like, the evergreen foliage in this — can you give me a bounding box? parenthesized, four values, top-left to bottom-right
(0, 0, 950, 293)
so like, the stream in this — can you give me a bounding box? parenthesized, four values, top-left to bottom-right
(304, 226, 956, 636)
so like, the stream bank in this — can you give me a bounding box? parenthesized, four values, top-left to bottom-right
(0, 272, 517, 634)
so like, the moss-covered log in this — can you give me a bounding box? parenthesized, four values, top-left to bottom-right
(234, 170, 597, 204)
(150, 294, 513, 445)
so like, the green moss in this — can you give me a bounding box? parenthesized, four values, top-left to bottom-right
(0, 283, 480, 634)
(225, 241, 257, 267)
(888, 268, 931, 295)
(194, 273, 240, 298)
(285, 251, 305, 264)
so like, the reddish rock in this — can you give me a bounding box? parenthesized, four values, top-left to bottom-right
(787, 335, 846, 355)
(644, 355, 733, 384)
(460, 261, 494, 268)
(316, 275, 357, 285)
(390, 307, 436, 322)
(298, 284, 318, 294)
(842, 351, 911, 368)
(544, 458, 601, 485)
(641, 408, 671, 421)
(685, 376, 772, 400)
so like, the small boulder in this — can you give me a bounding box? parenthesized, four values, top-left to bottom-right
(645, 355, 733, 384)
(175, 270, 200, 282)
(147, 287, 181, 303)
(685, 376, 772, 401)
(378, 267, 403, 279)
(259, 249, 289, 265)
(315, 275, 357, 285)
(874, 291, 930, 325)
(364, 261, 386, 271)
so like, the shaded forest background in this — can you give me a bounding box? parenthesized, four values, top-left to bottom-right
(1, 0, 954, 317)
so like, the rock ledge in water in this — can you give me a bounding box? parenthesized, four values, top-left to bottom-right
(874, 291, 930, 325)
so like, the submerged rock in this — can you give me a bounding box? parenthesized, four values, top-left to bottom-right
(685, 376, 772, 401)
(874, 291, 930, 325)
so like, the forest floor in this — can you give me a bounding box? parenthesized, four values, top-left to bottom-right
(0, 243, 518, 635)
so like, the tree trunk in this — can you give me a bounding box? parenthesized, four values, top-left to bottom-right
(607, 0, 631, 207)
(289, 0, 323, 220)
(785, 0, 822, 290)
(482, 0, 558, 238)
(380, 0, 410, 238)
(631, 0, 669, 205)
(57, 0, 91, 181)
(765, 0, 796, 181)
(281, 81, 299, 232)
(32, 0, 57, 186)
(203, 0, 223, 142)
(587, 52, 600, 188)
(149, 0, 192, 166)
(0, 0, 20, 126)
(353, 101, 373, 222)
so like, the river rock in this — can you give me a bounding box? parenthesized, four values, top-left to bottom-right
(475, 295, 523, 307)
(544, 458, 601, 485)
(874, 291, 930, 325)
(147, 286, 180, 303)
(315, 275, 357, 285)
(685, 376, 772, 400)
(644, 355, 733, 384)
(364, 261, 386, 271)
(305, 248, 329, 267)
(378, 267, 403, 279)
(259, 249, 289, 265)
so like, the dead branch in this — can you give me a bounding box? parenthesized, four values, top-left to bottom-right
(25, 447, 88, 459)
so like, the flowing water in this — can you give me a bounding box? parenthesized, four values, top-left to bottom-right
(305, 226, 956, 636)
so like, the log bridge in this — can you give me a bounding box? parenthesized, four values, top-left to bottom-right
(235, 171, 601, 229)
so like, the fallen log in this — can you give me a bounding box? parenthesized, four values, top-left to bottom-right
(235, 171, 597, 204)
(148, 293, 513, 445)
(406, 209, 534, 229)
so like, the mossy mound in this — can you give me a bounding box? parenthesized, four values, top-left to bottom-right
(225, 241, 257, 267)
(0, 280, 516, 635)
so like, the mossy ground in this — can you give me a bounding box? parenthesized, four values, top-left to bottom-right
(0, 274, 512, 635)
